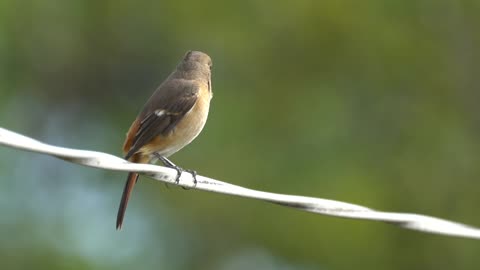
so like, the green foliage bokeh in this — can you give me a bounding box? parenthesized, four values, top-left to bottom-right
(0, 1, 479, 270)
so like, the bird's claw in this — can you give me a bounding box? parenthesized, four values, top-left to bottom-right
(185, 169, 197, 187)
(172, 165, 183, 184)
(175, 168, 197, 190)
(154, 154, 197, 188)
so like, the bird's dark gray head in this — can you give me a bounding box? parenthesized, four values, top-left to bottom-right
(183, 51, 212, 68)
(176, 51, 212, 82)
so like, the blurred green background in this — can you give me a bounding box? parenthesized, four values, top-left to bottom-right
(1, 1, 479, 269)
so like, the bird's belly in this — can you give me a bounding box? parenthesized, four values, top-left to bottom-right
(143, 91, 211, 158)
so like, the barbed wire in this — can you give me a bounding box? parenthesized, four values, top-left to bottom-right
(1, 127, 479, 239)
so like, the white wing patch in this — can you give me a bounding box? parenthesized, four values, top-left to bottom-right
(155, 109, 165, 116)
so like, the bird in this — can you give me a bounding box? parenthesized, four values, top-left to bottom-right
(116, 50, 213, 229)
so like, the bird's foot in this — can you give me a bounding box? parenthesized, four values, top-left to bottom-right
(171, 165, 183, 184)
(154, 154, 197, 187)
(172, 166, 198, 189)
(184, 169, 197, 188)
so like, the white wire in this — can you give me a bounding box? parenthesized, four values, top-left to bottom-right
(1, 127, 479, 239)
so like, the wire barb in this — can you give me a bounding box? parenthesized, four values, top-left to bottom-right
(1, 127, 479, 240)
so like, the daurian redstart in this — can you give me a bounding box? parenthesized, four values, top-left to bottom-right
(117, 51, 213, 229)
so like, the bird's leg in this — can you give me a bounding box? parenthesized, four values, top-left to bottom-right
(154, 153, 181, 183)
(153, 153, 197, 186)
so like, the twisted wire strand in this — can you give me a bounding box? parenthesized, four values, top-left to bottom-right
(1, 127, 479, 239)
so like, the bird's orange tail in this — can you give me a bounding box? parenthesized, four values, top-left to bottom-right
(116, 172, 139, 230)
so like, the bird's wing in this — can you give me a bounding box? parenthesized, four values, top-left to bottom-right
(124, 79, 199, 159)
